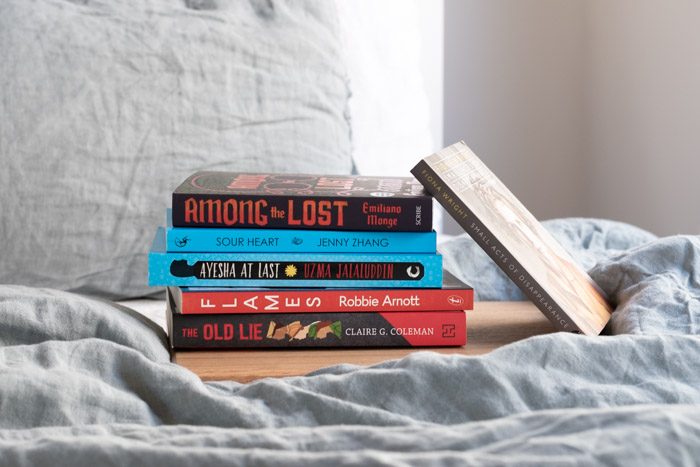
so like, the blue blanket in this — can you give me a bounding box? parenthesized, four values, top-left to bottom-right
(0, 219, 698, 466)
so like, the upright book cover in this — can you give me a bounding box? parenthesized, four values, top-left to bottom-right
(166, 210, 437, 253)
(411, 141, 612, 336)
(168, 271, 472, 314)
(168, 308, 467, 349)
(150, 228, 443, 288)
(171, 172, 432, 231)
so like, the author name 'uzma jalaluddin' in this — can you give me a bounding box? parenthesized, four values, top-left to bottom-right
(182, 197, 403, 228)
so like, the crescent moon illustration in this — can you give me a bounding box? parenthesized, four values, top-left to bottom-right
(406, 265, 421, 278)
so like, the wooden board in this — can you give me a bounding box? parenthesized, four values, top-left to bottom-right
(172, 301, 554, 382)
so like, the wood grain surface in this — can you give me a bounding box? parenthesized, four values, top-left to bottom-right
(172, 301, 555, 382)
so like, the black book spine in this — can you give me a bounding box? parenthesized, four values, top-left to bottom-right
(411, 160, 580, 333)
(169, 260, 428, 281)
(171, 193, 432, 231)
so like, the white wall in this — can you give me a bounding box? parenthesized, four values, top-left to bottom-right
(445, 0, 586, 225)
(418, 0, 444, 151)
(445, 0, 700, 235)
(337, 0, 444, 176)
(585, 0, 700, 235)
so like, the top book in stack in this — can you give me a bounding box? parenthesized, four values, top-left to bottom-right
(171, 172, 432, 231)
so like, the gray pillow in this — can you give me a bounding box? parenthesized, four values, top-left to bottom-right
(0, 0, 352, 299)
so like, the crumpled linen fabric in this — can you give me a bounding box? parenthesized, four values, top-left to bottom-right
(0, 219, 699, 465)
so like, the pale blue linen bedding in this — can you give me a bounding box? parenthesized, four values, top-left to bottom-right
(0, 219, 698, 465)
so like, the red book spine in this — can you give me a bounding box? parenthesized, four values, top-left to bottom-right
(172, 287, 474, 314)
(168, 311, 467, 349)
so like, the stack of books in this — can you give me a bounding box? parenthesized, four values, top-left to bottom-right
(148, 172, 472, 350)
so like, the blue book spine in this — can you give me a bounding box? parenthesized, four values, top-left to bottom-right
(165, 207, 435, 253)
(149, 228, 442, 288)
(166, 226, 436, 254)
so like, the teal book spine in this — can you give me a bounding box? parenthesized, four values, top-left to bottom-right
(166, 226, 436, 254)
(149, 228, 442, 288)
(165, 210, 435, 253)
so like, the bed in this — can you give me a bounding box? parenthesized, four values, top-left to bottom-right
(1, 1, 699, 465)
(1, 219, 699, 465)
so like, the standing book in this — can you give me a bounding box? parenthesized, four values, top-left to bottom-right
(411, 141, 612, 336)
(171, 172, 432, 231)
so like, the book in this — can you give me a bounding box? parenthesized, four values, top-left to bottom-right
(149, 228, 443, 288)
(165, 209, 436, 253)
(168, 271, 473, 314)
(168, 308, 467, 349)
(411, 141, 612, 336)
(171, 171, 432, 231)
(172, 302, 551, 382)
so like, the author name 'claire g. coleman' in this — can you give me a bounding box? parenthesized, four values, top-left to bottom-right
(345, 326, 435, 336)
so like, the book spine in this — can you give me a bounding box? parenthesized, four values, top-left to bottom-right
(171, 287, 473, 314)
(149, 252, 443, 288)
(166, 227, 437, 253)
(171, 193, 432, 231)
(169, 311, 466, 349)
(411, 160, 580, 333)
